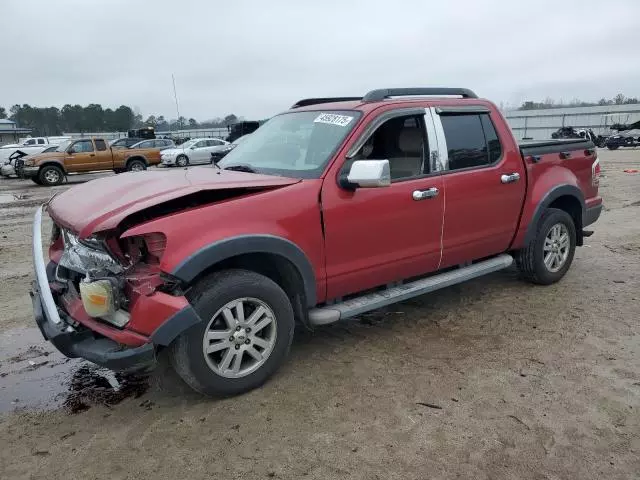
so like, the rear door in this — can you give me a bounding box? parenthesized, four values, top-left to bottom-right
(93, 139, 113, 168)
(65, 139, 97, 171)
(322, 108, 445, 299)
(433, 106, 526, 268)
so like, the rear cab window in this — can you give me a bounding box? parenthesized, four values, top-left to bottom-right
(95, 139, 107, 151)
(439, 113, 503, 171)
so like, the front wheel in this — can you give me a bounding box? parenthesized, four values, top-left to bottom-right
(607, 145, 619, 150)
(170, 269, 295, 397)
(516, 208, 576, 285)
(38, 165, 64, 186)
(176, 155, 189, 167)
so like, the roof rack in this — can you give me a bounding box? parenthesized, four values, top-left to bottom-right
(291, 97, 362, 108)
(362, 88, 478, 102)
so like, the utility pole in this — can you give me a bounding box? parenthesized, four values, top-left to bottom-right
(172, 74, 181, 131)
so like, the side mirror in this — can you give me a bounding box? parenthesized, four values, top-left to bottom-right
(342, 159, 391, 189)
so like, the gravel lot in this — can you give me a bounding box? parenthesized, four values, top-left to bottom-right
(0, 151, 639, 479)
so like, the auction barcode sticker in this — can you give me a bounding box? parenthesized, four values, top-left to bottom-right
(314, 113, 354, 127)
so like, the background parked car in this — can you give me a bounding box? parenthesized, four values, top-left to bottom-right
(161, 138, 229, 167)
(1, 146, 59, 178)
(210, 134, 251, 164)
(130, 138, 175, 151)
(110, 137, 144, 149)
(0, 136, 71, 163)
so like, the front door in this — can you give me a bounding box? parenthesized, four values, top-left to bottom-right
(321, 111, 444, 299)
(433, 108, 526, 268)
(190, 140, 209, 163)
(65, 139, 97, 171)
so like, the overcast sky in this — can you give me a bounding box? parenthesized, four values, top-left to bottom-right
(2, 0, 639, 120)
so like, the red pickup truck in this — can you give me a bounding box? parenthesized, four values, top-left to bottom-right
(31, 88, 602, 396)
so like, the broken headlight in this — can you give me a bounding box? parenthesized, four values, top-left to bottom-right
(59, 230, 124, 276)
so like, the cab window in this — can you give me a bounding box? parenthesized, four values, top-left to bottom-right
(70, 140, 94, 153)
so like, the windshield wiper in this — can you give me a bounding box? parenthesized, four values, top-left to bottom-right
(223, 164, 257, 173)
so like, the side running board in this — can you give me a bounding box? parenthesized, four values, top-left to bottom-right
(308, 254, 513, 326)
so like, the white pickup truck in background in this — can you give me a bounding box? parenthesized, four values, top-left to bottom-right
(0, 137, 71, 175)
(0, 136, 71, 158)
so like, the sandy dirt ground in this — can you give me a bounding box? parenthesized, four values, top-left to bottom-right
(0, 151, 639, 479)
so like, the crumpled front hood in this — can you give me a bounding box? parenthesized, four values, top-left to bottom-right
(48, 167, 300, 237)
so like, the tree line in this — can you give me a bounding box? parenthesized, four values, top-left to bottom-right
(519, 93, 639, 110)
(0, 104, 240, 136)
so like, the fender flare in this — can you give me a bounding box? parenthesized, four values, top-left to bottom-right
(523, 184, 585, 245)
(170, 234, 317, 307)
(38, 160, 66, 174)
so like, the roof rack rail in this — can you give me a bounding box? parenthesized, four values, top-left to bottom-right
(291, 97, 362, 108)
(362, 88, 478, 102)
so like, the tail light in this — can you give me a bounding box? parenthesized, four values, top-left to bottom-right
(143, 233, 166, 263)
(592, 157, 601, 187)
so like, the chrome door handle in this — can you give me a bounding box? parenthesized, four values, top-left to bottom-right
(500, 173, 520, 184)
(412, 187, 439, 201)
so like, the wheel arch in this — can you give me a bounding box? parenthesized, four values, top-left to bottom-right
(126, 155, 148, 167)
(524, 185, 585, 247)
(38, 161, 66, 174)
(170, 235, 317, 328)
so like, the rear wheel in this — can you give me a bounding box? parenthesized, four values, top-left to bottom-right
(516, 208, 576, 285)
(176, 155, 189, 167)
(607, 145, 619, 150)
(126, 159, 146, 172)
(38, 165, 64, 186)
(170, 269, 295, 397)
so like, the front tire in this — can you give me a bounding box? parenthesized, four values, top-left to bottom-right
(31, 177, 43, 185)
(516, 208, 576, 285)
(38, 165, 64, 186)
(176, 155, 189, 167)
(170, 269, 295, 397)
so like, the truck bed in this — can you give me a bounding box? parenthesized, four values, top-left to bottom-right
(519, 138, 594, 156)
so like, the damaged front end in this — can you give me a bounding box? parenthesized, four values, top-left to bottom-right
(32, 205, 195, 372)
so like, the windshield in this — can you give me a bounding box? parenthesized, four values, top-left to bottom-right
(55, 140, 72, 152)
(180, 139, 199, 149)
(218, 111, 360, 178)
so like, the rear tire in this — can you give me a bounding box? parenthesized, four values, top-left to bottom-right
(607, 145, 619, 150)
(126, 159, 146, 172)
(31, 177, 43, 185)
(170, 269, 295, 397)
(176, 155, 189, 167)
(38, 165, 64, 186)
(516, 208, 576, 285)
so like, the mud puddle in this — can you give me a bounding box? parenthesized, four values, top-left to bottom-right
(0, 327, 150, 413)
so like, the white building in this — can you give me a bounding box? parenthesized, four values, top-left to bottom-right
(505, 104, 640, 141)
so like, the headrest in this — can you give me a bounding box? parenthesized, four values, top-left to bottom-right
(398, 129, 423, 154)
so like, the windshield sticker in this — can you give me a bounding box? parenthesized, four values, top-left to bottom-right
(314, 113, 354, 127)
